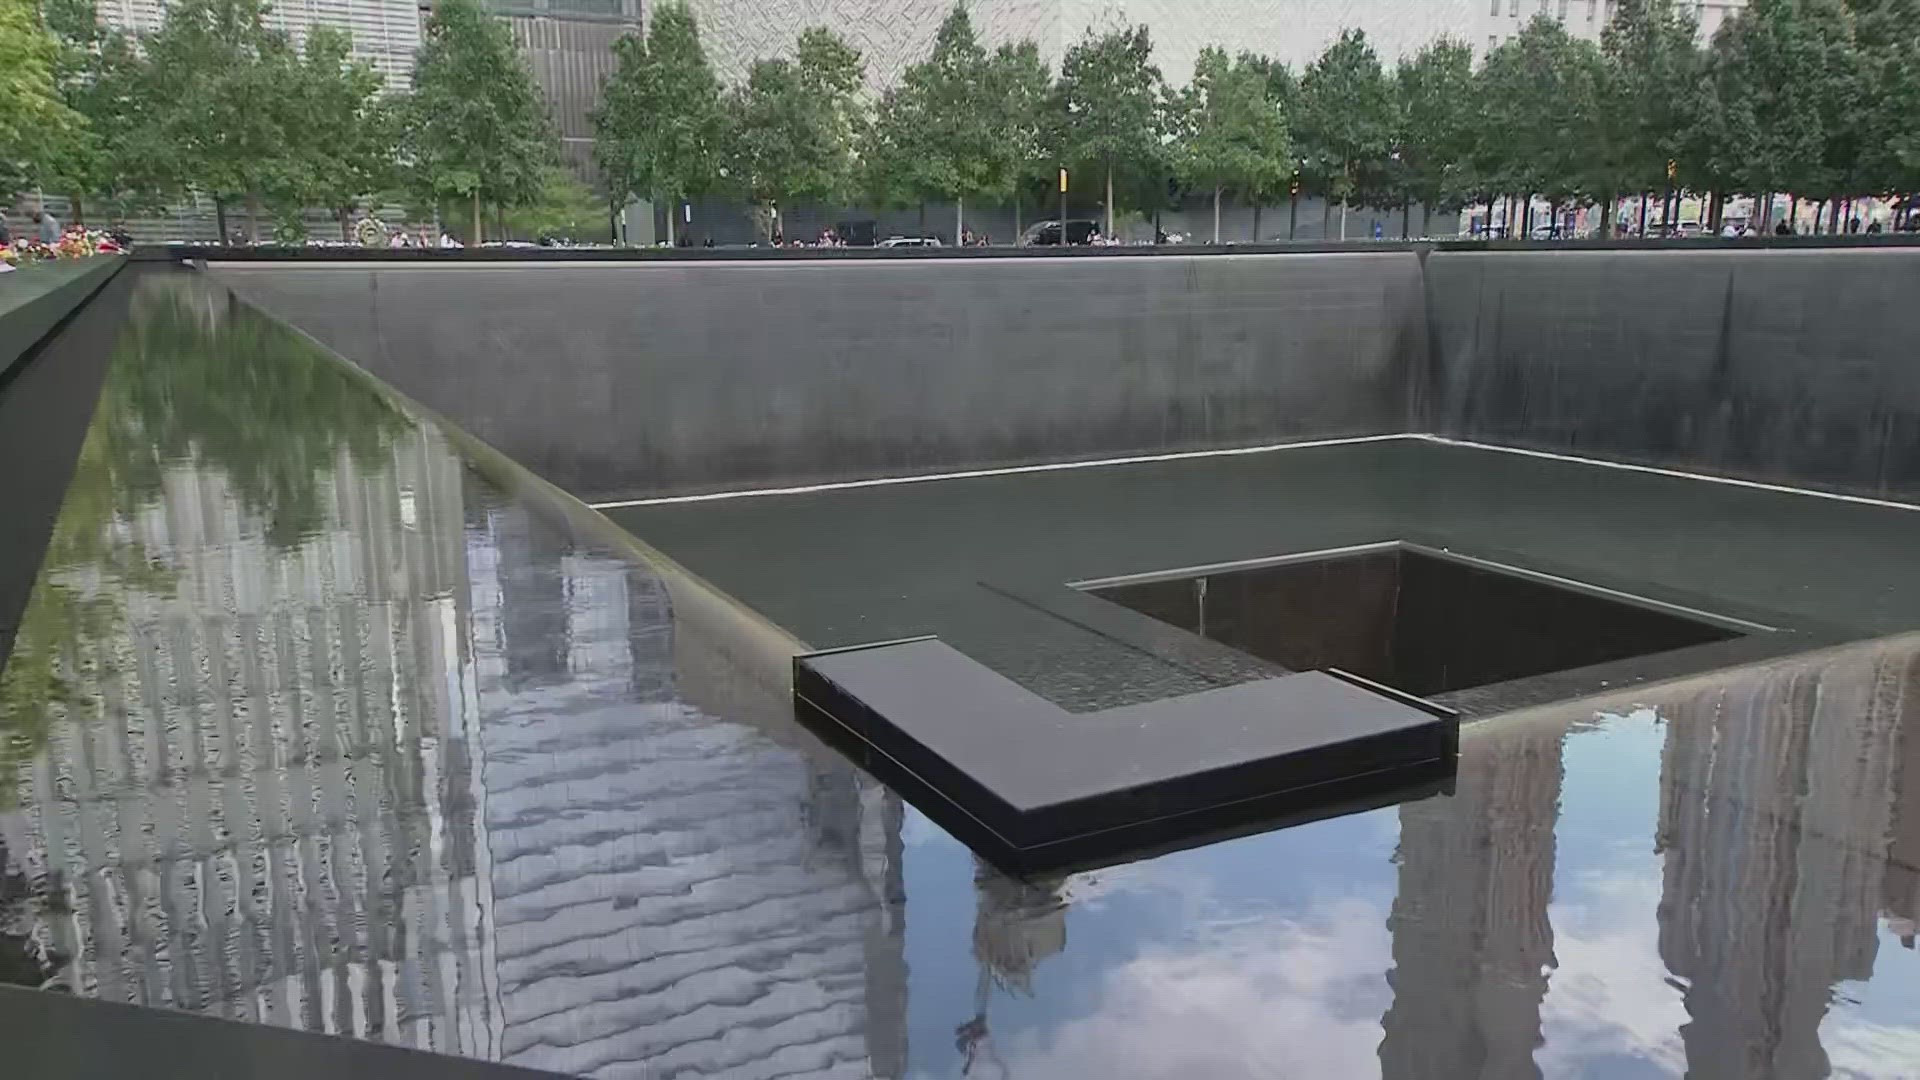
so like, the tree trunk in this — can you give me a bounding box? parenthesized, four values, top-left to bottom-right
(956, 196, 964, 244)
(1253, 202, 1264, 243)
(1638, 192, 1649, 236)
(1400, 196, 1410, 240)
(1105, 165, 1115, 240)
(214, 195, 228, 244)
(338, 207, 351, 243)
(1212, 185, 1222, 244)
(1522, 194, 1534, 238)
(665, 193, 677, 246)
(245, 192, 261, 243)
(1339, 197, 1349, 240)
(1599, 194, 1614, 238)
(1787, 195, 1798, 233)
(497, 203, 507, 242)
(1013, 192, 1022, 238)
(1422, 202, 1432, 237)
(68, 194, 84, 226)
(1288, 190, 1298, 240)
(1321, 198, 1331, 238)
(471, 190, 482, 245)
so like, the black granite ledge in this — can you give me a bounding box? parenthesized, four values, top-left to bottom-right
(795, 637, 1457, 871)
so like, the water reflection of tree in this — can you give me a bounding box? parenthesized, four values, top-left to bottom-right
(101, 281, 409, 548)
(0, 279, 413, 985)
(0, 422, 172, 807)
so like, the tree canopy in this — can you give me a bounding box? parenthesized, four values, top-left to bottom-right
(1054, 24, 1167, 236)
(16, 0, 1920, 243)
(2, 0, 86, 202)
(865, 5, 1001, 236)
(404, 0, 553, 243)
(1174, 46, 1289, 242)
(1479, 17, 1609, 208)
(1392, 39, 1478, 223)
(1296, 29, 1393, 233)
(593, 0, 728, 242)
(727, 26, 865, 238)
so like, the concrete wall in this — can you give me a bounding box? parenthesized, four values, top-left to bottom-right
(1426, 248, 1920, 501)
(219, 253, 1429, 502)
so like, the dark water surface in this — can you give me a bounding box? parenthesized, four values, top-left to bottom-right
(1, 272, 1917, 1078)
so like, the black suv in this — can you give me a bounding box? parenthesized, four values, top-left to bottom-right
(1020, 219, 1100, 246)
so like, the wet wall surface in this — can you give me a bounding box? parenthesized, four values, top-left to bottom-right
(1427, 248, 1920, 500)
(221, 246, 1920, 506)
(1, 273, 1919, 1077)
(215, 255, 1428, 502)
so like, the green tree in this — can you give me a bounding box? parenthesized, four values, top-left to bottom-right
(726, 26, 864, 240)
(1174, 46, 1289, 242)
(1, 0, 84, 200)
(138, 0, 312, 240)
(281, 26, 394, 241)
(1694, 0, 1860, 222)
(1478, 17, 1609, 230)
(1297, 29, 1394, 238)
(883, 5, 1000, 239)
(1602, 0, 1704, 232)
(404, 0, 553, 244)
(504, 165, 604, 242)
(1393, 39, 1477, 236)
(592, 1, 727, 246)
(987, 39, 1053, 235)
(39, 0, 167, 222)
(1236, 54, 1301, 238)
(1054, 24, 1166, 238)
(1849, 0, 1920, 205)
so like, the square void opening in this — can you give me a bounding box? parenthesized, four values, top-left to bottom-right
(1086, 545, 1748, 697)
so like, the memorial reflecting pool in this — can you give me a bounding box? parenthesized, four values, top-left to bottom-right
(0, 272, 1916, 1078)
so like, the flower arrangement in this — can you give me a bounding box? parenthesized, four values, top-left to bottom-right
(2, 227, 126, 267)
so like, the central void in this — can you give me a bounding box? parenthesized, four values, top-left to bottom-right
(1087, 543, 1749, 697)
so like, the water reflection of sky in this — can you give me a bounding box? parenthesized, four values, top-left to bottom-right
(905, 684, 1920, 1080)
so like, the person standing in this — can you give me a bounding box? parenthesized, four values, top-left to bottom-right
(33, 209, 60, 244)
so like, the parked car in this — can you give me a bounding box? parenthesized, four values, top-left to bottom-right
(878, 235, 942, 248)
(1019, 219, 1100, 246)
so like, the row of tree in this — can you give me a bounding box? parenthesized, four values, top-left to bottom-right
(4, 0, 565, 242)
(8, 0, 1918, 242)
(598, 0, 1920, 242)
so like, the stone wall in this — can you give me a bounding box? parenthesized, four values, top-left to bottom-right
(1425, 247, 1920, 501)
(220, 252, 1430, 502)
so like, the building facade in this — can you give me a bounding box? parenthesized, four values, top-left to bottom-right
(97, 0, 424, 87)
(683, 0, 1747, 90)
(481, 0, 644, 183)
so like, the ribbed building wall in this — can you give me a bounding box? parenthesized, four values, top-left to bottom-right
(461, 508, 904, 1078)
(1378, 714, 1569, 1080)
(1, 428, 482, 1048)
(1655, 645, 1914, 1080)
(97, 0, 423, 88)
(507, 14, 642, 185)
